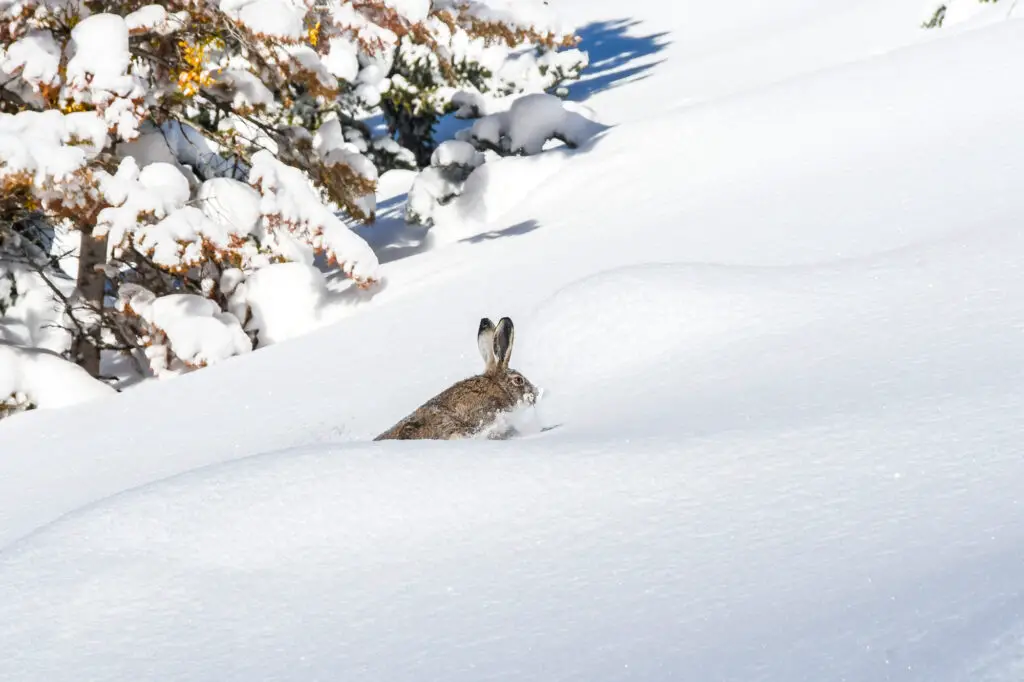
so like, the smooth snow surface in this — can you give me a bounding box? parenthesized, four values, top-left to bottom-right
(3, 1, 1024, 680)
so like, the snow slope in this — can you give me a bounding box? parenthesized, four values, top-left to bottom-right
(3, 1, 1024, 680)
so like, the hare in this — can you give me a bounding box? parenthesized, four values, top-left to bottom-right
(374, 317, 538, 441)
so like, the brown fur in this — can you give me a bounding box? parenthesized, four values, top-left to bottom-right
(375, 317, 537, 441)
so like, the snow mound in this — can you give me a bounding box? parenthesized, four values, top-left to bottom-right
(518, 262, 815, 433)
(0, 344, 114, 411)
(524, 264, 761, 384)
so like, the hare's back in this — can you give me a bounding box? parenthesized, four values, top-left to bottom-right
(374, 404, 459, 440)
(430, 374, 514, 426)
(374, 412, 433, 440)
(374, 376, 511, 441)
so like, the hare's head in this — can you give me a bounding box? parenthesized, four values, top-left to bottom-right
(477, 317, 538, 406)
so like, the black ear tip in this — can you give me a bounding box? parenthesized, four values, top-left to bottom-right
(479, 317, 494, 332)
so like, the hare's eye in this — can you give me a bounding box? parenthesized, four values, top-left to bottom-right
(512, 375, 524, 386)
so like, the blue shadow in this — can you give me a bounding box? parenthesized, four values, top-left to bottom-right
(566, 18, 671, 101)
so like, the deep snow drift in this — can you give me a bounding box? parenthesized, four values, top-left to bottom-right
(3, 0, 1024, 680)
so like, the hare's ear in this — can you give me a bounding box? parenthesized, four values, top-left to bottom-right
(478, 318, 497, 371)
(493, 317, 515, 369)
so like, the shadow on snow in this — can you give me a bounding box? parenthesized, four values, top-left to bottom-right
(566, 18, 671, 101)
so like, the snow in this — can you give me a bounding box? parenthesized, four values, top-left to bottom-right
(493, 47, 589, 95)
(431, 139, 485, 168)
(4, 0, 1024, 680)
(62, 13, 146, 139)
(283, 44, 338, 91)
(122, 287, 251, 371)
(234, 262, 328, 345)
(323, 37, 360, 82)
(123, 4, 187, 35)
(0, 29, 60, 91)
(210, 68, 277, 111)
(151, 120, 235, 180)
(196, 177, 263, 236)
(406, 141, 486, 227)
(220, 0, 304, 39)
(115, 121, 199, 185)
(65, 14, 133, 94)
(96, 158, 192, 249)
(125, 4, 166, 30)
(249, 150, 380, 284)
(134, 206, 233, 268)
(0, 266, 72, 353)
(0, 110, 107, 183)
(0, 343, 114, 410)
(459, 0, 566, 35)
(405, 166, 458, 226)
(468, 93, 602, 154)
(371, 136, 417, 168)
(383, 0, 430, 23)
(937, 0, 1015, 28)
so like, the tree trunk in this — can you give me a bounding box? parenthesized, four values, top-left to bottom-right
(73, 230, 108, 378)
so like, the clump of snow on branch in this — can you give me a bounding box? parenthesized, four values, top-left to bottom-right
(250, 151, 380, 285)
(95, 159, 192, 254)
(64, 14, 146, 140)
(118, 286, 251, 376)
(0, 110, 107, 191)
(0, 344, 115, 417)
(209, 68, 278, 113)
(384, 0, 432, 23)
(447, 0, 566, 34)
(463, 93, 600, 155)
(220, 0, 305, 39)
(496, 48, 589, 97)
(124, 4, 188, 35)
(196, 178, 263, 246)
(1, 30, 61, 100)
